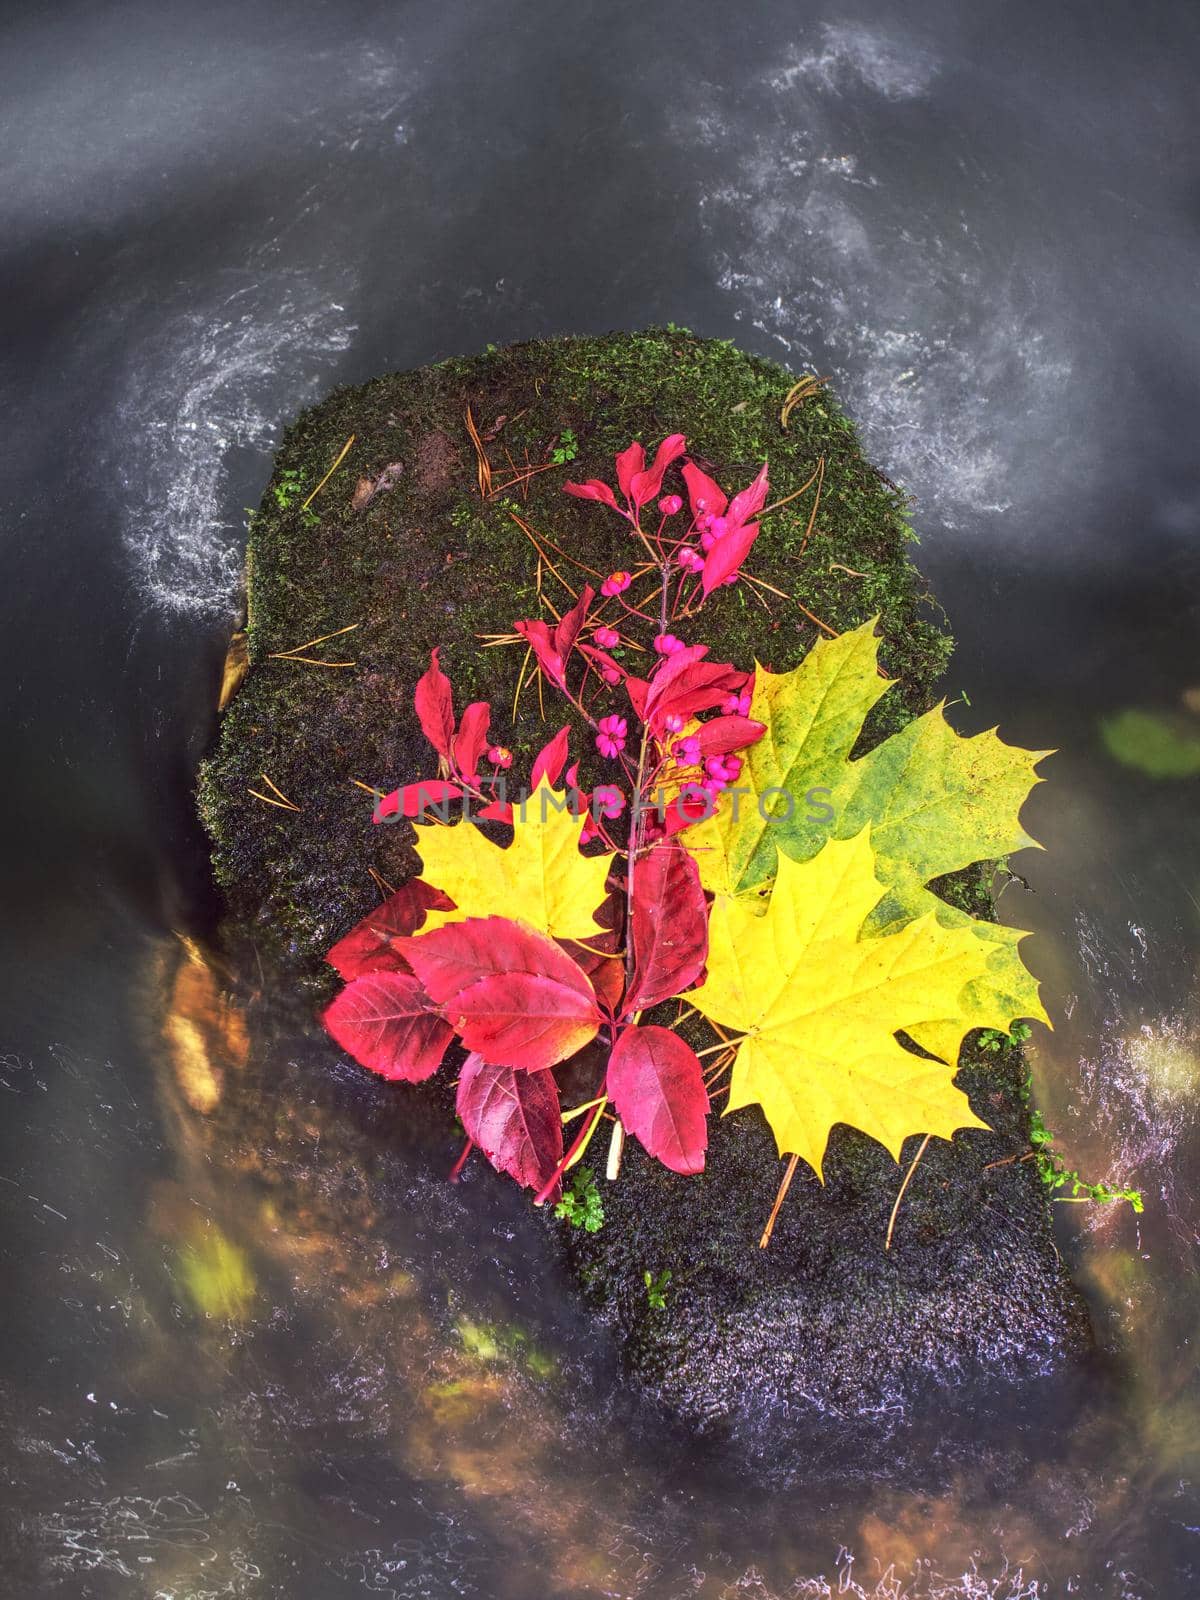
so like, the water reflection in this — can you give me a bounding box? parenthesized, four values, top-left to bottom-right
(9, 932, 1172, 1595)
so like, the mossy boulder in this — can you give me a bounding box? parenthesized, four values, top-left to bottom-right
(198, 328, 1091, 1444)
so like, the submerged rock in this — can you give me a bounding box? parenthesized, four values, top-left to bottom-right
(198, 328, 1092, 1445)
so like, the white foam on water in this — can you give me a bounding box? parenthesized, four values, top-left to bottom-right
(678, 26, 1073, 527)
(111, 267, 357, 619)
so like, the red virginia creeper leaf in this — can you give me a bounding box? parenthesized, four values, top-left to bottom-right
(456, 1052, 564, 1192)
(606, 1024, 709, 1174)
(372, 779, 466, 824)
(327, 879, 454, 978)
(401, 916, 602, 1071)
(702, 520, 760, 595)
(414, 648, 455, 761)
(624, 843, 709, 1015)
(323, 971, 454, 1082)
(453, 702, 492, 784)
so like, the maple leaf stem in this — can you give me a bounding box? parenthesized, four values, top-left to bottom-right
(759, 1154, 800, 1249)
(885, 1134, 932, 1251)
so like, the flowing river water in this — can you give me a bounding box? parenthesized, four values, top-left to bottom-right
(1, 1, 1198, 1594)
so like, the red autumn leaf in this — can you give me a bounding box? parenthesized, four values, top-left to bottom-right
(565, 940, 626, 1016)
(563, 478, 619, 510)
(643, 645, 746, 733)
(513, 618, 567, 688)
(475, 798, 514, 824)
(659, 786, 713, 837)
(453, 701, 492, 783)
(682, 461, 728, 520)
(323, 971, 454, 1082)
(692, 713, 766, 758)
(372, 779, 466, 824)
(552, 584, 595, 661)
(615, 440, 644, 500)
(624, 843, 709, 1015)
(624, 675, 650, 722)
(456, 1053, 564, 1192)
(702, 520, 760, 595)
(530, 725, 571, 790)
(726, 461, 770, 530)
(628, 433, 687, 506)
(561, 888, 625, 1016)
(579, 642, 627, 684)
(414, 648, 455, 761)
(327, 879, 454, 978)
(606, 1024, 709, 1174)
(401, 916, 602, 1071)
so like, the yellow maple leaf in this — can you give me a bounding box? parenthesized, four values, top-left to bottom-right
(682, 829, 1004, 1178)
(414, 777, 613, 942)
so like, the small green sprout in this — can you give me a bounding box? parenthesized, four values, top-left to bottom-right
(550, 428, 579, 465)
(979, 1021, 1033, 1053)
(643, 1268, 672, 1310)
(554, 1166, 604, 1232)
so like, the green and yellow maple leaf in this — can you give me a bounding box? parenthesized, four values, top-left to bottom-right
(682, 830, 1001, 1177)
(414, 777, 612, 942)
(684, 620, 1052, 1060)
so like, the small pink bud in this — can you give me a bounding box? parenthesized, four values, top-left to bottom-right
(658, 493, 683, 516)
(593, 625, 620, 648)
(488, 745, 513, 769)
(601, 666, 621, 685)
(664, 713, 685, 733)
(677, 546, 704, 574)
(722, 691, 752, 717)
(654, 633, 685, 655)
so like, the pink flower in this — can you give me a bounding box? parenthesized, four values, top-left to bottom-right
(677, 546, 704, 574)
(654, 633, 686, 655)
(722, 691, 752, 716)
(663, 712, 685, 733)
(593, 625, 620, 648)
(595, 714, 628, 759)
(592, 783, 626, 820)
(658, 493, 683, 516)
(601, 570, 633, 597)
(673, 735, 702, 768)
(601, 665, 621, 685)
(487, 745, 513, 769)
(705, 755, 742, 786)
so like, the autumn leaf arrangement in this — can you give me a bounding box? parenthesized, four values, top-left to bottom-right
(321, 432, 1051, 1230)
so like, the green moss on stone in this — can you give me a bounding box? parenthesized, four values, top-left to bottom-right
(199, 328, 949, 972)
(197, 329, 1090, 1445)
